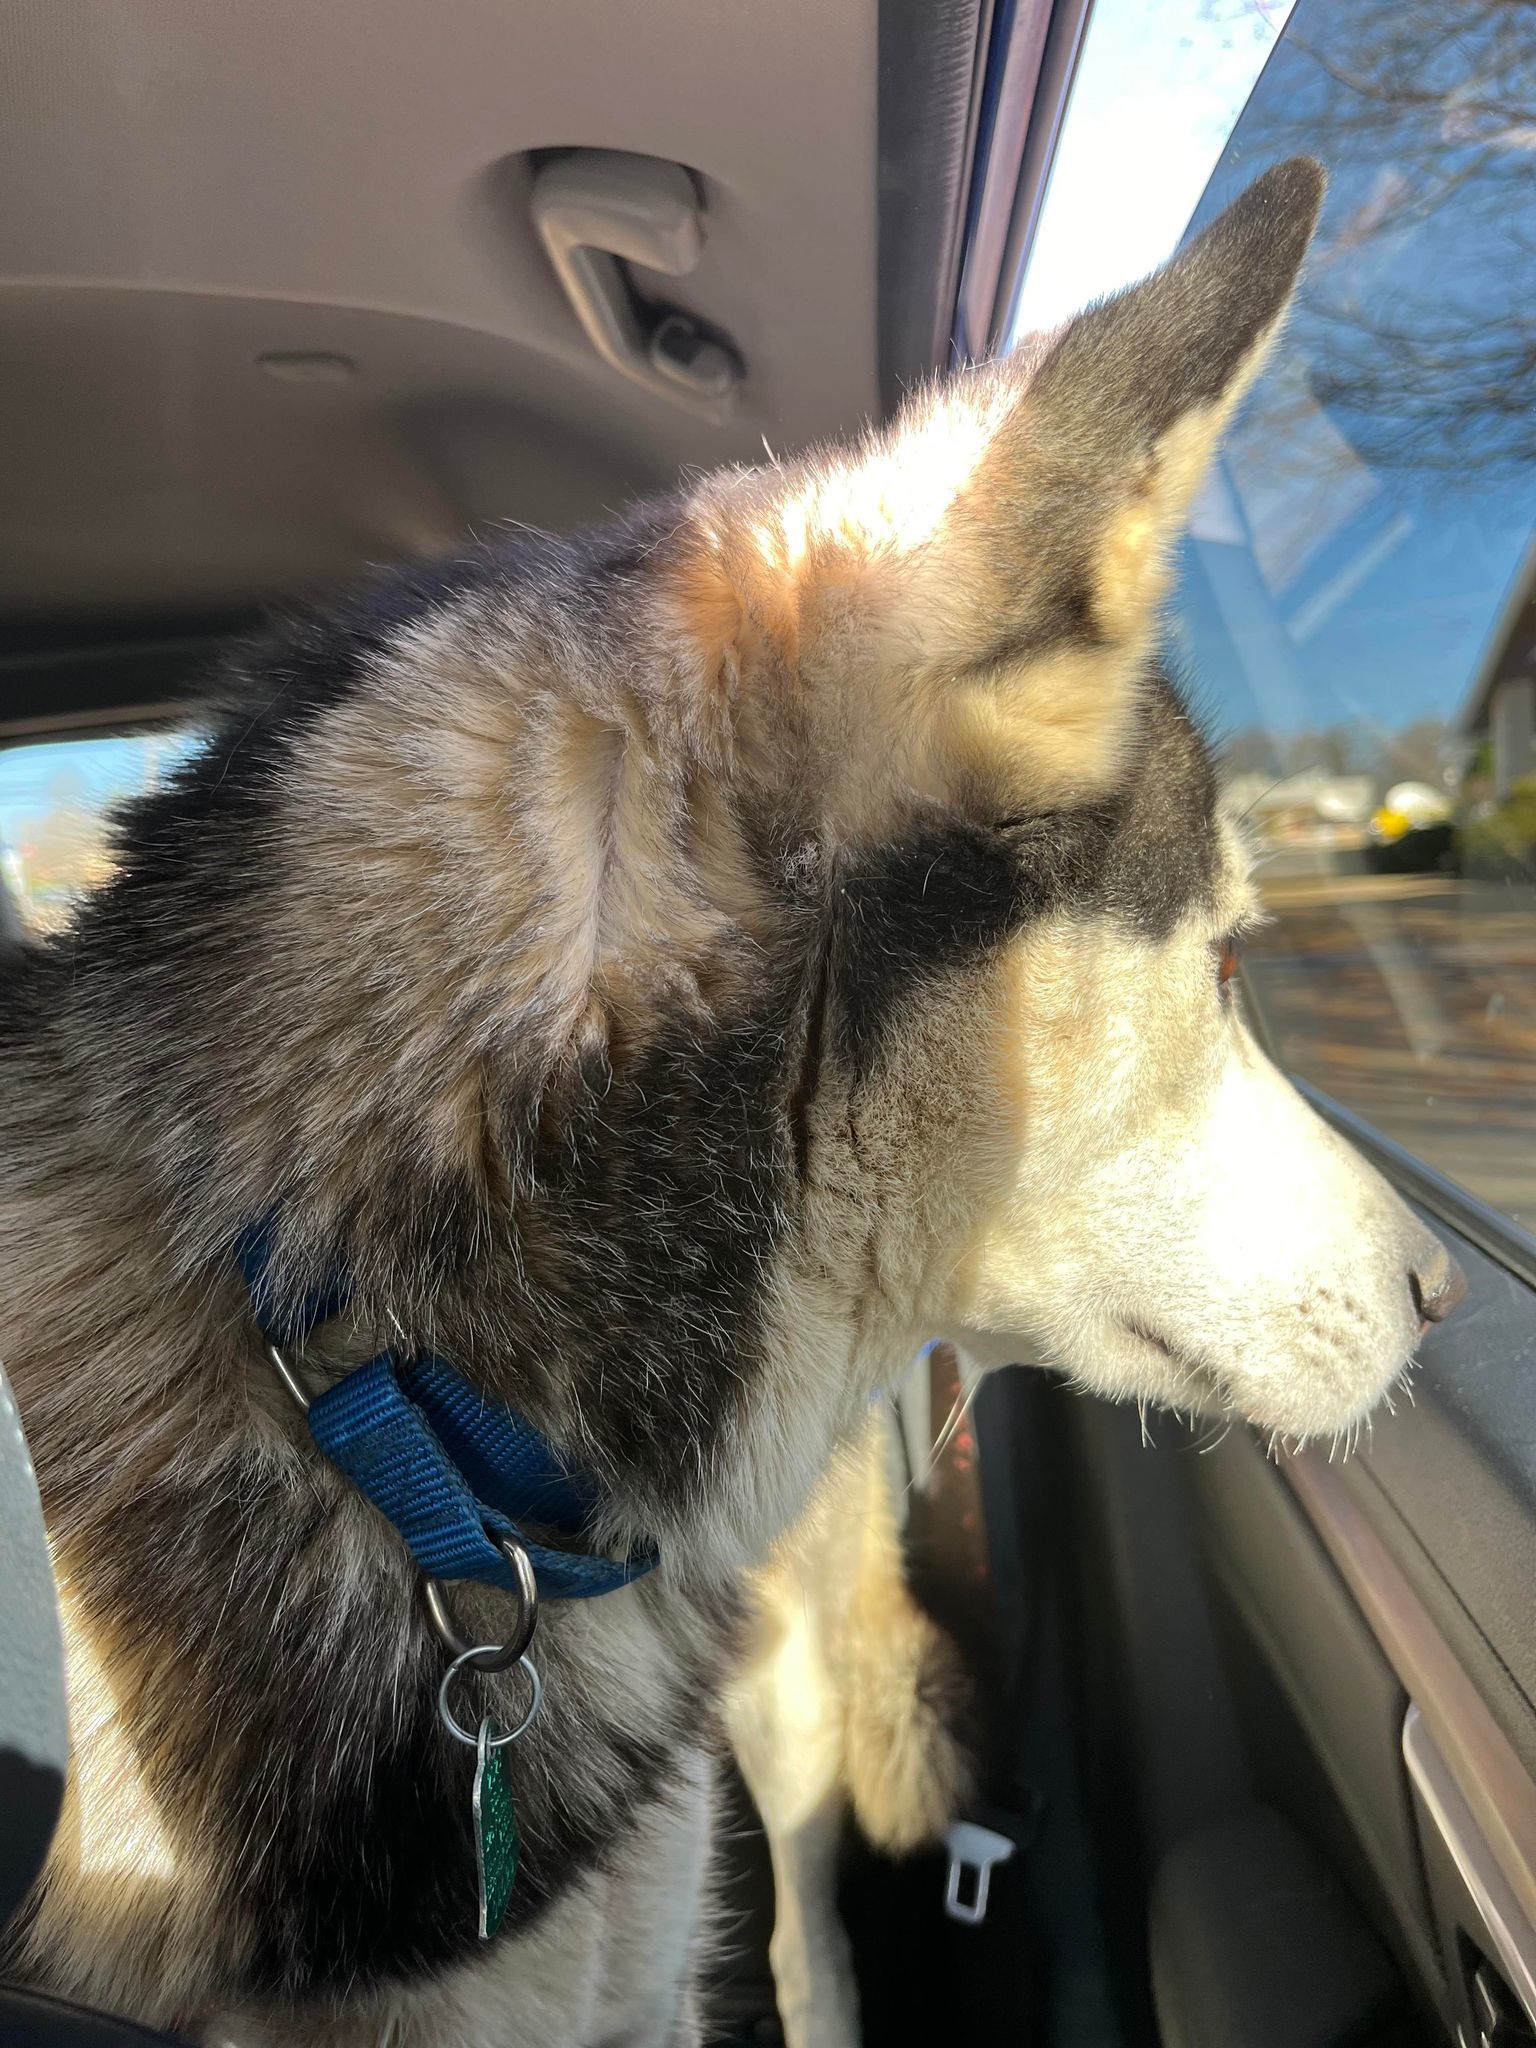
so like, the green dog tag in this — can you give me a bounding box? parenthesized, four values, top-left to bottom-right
(473, 1718, 519, 1940)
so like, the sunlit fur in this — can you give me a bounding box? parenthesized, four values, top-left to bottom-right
(0, 159, 1452, 2047)
(940, 811, 1439, 1438)
(726, 1408, 970, 2048)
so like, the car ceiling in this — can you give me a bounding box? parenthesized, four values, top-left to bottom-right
(0, 0, 980, 639)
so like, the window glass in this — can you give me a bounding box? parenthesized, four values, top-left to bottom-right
(1008, 0, 1296, 342)
(0, 730, 200, 935)
(1168, 0, 1536, 1233)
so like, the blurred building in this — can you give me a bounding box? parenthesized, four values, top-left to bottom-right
(1464, 537, 1536, 801)
(1225, 770, 1376, 848)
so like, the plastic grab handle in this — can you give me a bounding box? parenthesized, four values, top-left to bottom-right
(530, 150, 741, 421)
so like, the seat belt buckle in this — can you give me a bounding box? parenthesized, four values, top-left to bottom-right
(942, 1818, 1017, 1926)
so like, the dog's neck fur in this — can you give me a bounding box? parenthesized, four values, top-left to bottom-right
(0, 562, 944, 2024)
(1, 563, 948, 1619)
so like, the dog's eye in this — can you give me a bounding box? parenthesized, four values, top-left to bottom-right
(1215, 934, 1242, 995)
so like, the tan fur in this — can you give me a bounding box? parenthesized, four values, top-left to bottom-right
(33, 1583, 240, 2023)
(665, 284, 1293, 846)
(663, 383, 1143, 839)
(1093, 333, 1277, 643)
(839, 1427, 970, 1855)
(725, 1409, 970, 2048)
(245, 603, 774, 1214)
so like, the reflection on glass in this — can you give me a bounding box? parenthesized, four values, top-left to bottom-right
(1007, 0, 1295, 341)
(1174, 0, 1536, 1231)
(0, 731, 201, 935)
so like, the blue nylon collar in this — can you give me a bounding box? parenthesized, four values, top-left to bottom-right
(236, 1222, 657, 1601)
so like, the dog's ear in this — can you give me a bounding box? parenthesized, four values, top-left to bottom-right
(667, 157, 1324, 804)
(1013, 154, 1325, 645)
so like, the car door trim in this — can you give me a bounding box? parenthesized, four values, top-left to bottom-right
(1283, 1453, 1536, 1960)
(1403, 1703, 1536, 2030)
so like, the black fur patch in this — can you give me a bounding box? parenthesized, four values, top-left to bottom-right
(554, 998, 798, 1508)
(831, 817, 1035, 1068)
(62, 1458, 712, 2003)
(242, 1676, 683, 2000)
(215, 976, 809, 1533)
(241, 1649, 481, 1996)
(828, 675, 1219, 1068)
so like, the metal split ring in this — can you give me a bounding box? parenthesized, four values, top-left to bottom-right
(265, 1340, 314, 1414)
(266, 1340, 539, 1675)
(437, 1646, 542, 1749)
(423, 1534, 539, 1673)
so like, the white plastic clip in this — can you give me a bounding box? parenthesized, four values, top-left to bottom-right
(943, 1820, 1016, 1926)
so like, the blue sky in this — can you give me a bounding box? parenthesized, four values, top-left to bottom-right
(0, 731, 199, 852)
(1008, 0, 1295, 341)
(1007, 0, 1533, 750)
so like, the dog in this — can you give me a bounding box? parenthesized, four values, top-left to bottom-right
(0, 155, 1462, 2047)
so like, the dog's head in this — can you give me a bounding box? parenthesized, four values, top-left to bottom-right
(90, 160, 1457, 1558)
(638, 155, 1455, 1448)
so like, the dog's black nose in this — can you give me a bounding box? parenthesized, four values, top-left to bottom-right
(1410, 1247, 1468, 1326)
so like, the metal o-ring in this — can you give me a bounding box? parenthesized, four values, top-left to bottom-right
(423, 1534, 538, 1673)
(438, 1648, 542, 1749)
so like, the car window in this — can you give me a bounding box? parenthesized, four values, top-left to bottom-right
(1004, 0, 1536, 1243)
(1007, 0, 1296, 343)
(0, 730, 200, 935)
(1165, 0, 1536, 1236)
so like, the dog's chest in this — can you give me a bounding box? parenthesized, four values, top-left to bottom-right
(208, 1742, 718, 2048)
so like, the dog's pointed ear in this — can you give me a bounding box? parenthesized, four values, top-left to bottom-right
(1016, 153, 1325, 644)
(665, 158, 1324, 796)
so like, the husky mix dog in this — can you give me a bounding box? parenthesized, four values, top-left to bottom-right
(0, 158, 1460, 2047)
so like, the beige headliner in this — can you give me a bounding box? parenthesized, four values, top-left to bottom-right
(0, 0, 881, 623)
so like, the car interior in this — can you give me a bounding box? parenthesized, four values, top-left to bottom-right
(3, 2, 1535, 2045)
